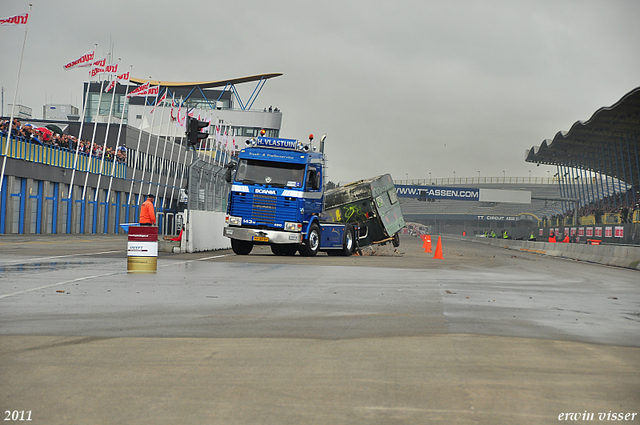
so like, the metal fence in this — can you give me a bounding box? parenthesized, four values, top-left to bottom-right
(187, 159, 230, 212)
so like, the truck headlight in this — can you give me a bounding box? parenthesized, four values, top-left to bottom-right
(284, 222, 302, 232)
(226, 215, 242, 226)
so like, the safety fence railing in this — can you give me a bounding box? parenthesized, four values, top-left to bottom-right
(539, 213, 638, 227)
(187, 159, 230, 212)
(1, 134, 126, 179)
(395, 176, 556, 186)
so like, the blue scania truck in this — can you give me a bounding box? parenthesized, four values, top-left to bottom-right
(223, 134, 405, 256)
(223, 134, 356, 256)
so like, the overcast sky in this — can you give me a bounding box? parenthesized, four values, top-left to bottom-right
(2, 0, 639, 183)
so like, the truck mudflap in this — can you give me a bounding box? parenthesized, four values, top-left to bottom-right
(223, 226, 302, 244)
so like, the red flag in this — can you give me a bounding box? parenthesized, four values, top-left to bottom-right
(118, 71, 131, 82)
(80, 57, 106, 69)
(0, 12, 28, 26)
(90, 62, 118, 78)
(63, 50, 95, 70)
(150, 90, 167, 113)
(104, 71, 130, 93)
(127, 81, 150, 98)
(105, 80, 116, 93)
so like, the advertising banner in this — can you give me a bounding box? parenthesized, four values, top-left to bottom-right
(395, 185, 480, 201)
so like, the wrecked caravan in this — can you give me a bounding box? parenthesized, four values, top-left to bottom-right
(324, 174, 405, 248)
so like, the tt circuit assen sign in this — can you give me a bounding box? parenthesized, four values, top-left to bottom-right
(395, 185, 480, 201)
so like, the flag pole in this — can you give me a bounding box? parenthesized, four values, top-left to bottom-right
(170, 126, 190, 210)
(106, 65, 133, 220)
(205, 114, 214, 164)
(161, 92, 179, 208)
(126, 79, 152, 205)
(148, 88, 169, 196)
(68, 43, 98, 206)
(154, 90, 174, 200)
(0, 4, 32, 192)
(94, 58, 121, 202)
(168, 96, 184, 209)
(81, 59, 109, 200)
(137, 86, 162, 203)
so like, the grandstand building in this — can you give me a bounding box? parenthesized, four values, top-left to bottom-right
(0, 74, 282, 235)
(397, 86, 640, 244)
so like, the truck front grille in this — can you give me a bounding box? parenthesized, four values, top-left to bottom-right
(252, 194, 277, 222)
(229, 193, 298, 224)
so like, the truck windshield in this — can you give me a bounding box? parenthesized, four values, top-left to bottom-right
(235, 159, 306, 188)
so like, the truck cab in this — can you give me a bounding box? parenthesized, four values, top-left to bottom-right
(223, 135, 345, 256)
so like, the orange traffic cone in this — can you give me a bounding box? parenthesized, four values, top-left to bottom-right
(423, 234, 432, 253)
(433, 236, 444, 259)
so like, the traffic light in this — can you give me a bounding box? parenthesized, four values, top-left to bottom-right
(186, 116, 209, 146)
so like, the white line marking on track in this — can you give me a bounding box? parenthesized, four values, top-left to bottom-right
(0, 253, 233, 299)
(0, 250, 121, 265)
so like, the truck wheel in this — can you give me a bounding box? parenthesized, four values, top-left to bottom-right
(392, 232, 400, 247)
(231, 239, 253, 255)
(300, 223, 320, 257)
(341, 224, 355, 256)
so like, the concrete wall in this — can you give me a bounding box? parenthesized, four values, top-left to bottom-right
(467, 236, 640, 271)
(184, 210, 231, 253)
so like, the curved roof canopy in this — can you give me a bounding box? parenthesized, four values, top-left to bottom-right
(525, 86, 640, 187)
(129, 73, 282, 89)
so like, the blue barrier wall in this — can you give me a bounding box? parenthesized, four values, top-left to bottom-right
(0, 134, 188, 235)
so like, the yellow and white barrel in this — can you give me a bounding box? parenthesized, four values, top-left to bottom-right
(127, 226, 158, 272)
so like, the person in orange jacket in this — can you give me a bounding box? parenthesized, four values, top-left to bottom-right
(562, 234, 570, 243)
(139, 194, 156, 226)
(548, 231, 556, 243)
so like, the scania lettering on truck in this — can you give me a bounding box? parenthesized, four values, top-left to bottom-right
(223, 133, 356, 256)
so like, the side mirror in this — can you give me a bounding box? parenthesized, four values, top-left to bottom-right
(224, 161, 236, 183)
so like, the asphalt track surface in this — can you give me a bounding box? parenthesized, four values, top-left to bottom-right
(0, 234, 638, 424)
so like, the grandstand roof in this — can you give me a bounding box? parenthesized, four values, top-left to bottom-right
(129, 73, 283, 89)
(525, 86, 640, 187)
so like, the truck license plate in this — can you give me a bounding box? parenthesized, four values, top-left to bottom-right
(252, 236, 269, 242)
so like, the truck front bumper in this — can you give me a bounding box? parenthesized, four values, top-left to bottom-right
(223, 226, 302, 244)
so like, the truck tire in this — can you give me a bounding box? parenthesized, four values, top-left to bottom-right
(341, 224, 355, 256)
(299, 223, 320, 257)
(231, 239, 253, 255)
(392, 232, 400, 247)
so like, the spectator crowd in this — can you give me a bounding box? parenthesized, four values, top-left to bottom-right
(550, 190, 640, 224)
(1, 118, 127, 164)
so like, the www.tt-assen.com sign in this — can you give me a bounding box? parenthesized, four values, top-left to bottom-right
(395, 185, 479, 201)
